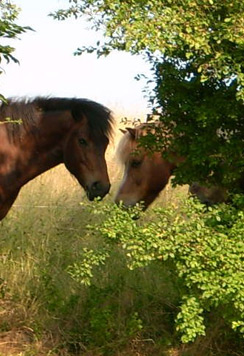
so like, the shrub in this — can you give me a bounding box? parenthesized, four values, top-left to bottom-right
(69, 197, 244, 344)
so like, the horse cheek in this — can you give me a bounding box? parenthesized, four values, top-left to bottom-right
(64, 140, 82, 180)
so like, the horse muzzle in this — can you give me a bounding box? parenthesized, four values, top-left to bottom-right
(86, 181, 111, 201)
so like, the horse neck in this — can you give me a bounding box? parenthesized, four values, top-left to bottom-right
(17, 110, 73, 185)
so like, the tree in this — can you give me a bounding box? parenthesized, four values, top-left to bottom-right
(0, 0, 31, 101)
(51, 1, 244, 345)
(52, 0, 244, 192)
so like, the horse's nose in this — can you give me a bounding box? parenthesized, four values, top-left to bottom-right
(86, 181, 111, 200)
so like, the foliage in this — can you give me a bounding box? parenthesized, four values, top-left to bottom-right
(67, 247, 110, 286)
(51, 0, 244, 190)
(0, 0, 29, 63)
(69, 198, 244, 344)
(51, 0, 244, 80)
(0, 166, 243, 354)
(0, 183, 179, 355)
(0, 0, 31, 101)
(152, 60, 244, 190)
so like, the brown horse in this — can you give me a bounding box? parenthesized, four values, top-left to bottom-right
(115, 124, 228, 209)
(0, 97, 113, 220)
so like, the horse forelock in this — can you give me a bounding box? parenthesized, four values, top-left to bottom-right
(136, 122, 161, 137)
(116, 123, 165, 165)
(81, 100, 114, 141)
(116, 131, 137, 164)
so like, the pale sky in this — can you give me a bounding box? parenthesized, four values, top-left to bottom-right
(0, 0, 152, 118)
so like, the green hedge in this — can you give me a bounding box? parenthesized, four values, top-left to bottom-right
(69, 196, 244, 344)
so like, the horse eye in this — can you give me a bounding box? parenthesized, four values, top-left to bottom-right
(131, 160, 141, 168)
(78, 138, 87, 146)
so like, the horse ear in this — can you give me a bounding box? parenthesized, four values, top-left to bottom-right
(126, 127, 136, 138)
(71, 107, 84, 121)
(119, 129, 127, 134)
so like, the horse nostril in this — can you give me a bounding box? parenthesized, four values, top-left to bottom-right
(86, 181, 111, 201)
(91, 181, 101, 191)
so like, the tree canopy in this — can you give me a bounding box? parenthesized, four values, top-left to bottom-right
(53, 0, 244, 89)
(0, 0, 30, 100)
(53, 0, 244, 192)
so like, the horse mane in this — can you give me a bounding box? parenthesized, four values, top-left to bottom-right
(34, 97, 114, 140)
(0, 98, 39, 140)
(0, 97, 114, 141)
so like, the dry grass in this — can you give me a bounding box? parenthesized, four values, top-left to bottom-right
(0, 118, 191, 356)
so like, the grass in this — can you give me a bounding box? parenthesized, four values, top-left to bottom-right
(1, 127, 242, 356)
(0, 166, 172, 351)
(0, 127, 187, 355)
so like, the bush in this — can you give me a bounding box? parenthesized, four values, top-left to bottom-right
(69, 197, 244, 344)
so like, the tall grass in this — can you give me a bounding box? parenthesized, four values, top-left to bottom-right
(2, 129, 239, 356)
(0, 128, 190, 356)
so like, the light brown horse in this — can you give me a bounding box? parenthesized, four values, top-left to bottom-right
(115, 124, 228, 209)
(0, 97, 113, 220)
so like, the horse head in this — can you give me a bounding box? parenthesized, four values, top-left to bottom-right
(114, 124, 175, 209)
(63, 100, 113, 200)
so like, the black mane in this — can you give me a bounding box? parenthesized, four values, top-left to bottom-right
(0, 97, 114, 140)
